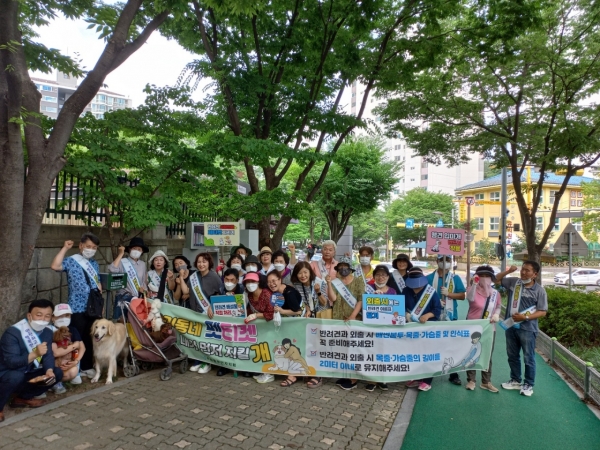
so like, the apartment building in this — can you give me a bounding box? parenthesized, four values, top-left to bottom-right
(33, 71, 132, 120)
(349, 81, 483, 198)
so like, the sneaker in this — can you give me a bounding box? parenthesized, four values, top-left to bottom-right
(70, 375, 82, 385)
(418, 382, 431, 391)
(253, 373, 262, 379)
(189, 364, 201, 372)
(51, 382, 67, 395)
(338, 380, 358, 391)
(365, 383, 376, 392)
(466, 381, 476, 391)
(197, 363, 211, 374)
(480, 383, 499, 393)
(378, 383, 389, 391)
(256, 373, 275, 384)
(80, 369, 96, 378)
(520, 383, 534, 397)
(449, 376, 462, 386)
(406, 380, 420, 388)
(501, 379, 522, 390)
(336, 378, 349, 386)
(33, 393, 47, 399)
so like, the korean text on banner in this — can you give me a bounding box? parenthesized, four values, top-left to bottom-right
(362, 294, 405, 325)
(160, 304, 493, 382)
(426, 227, 466, 256)
(204, 222, 240, 247)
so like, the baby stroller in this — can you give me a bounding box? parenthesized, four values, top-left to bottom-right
(121, 300, 188, 381)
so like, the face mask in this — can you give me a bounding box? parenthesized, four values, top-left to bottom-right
(246, 283, 258, 292)
(231, 264, 242, 271)
(359, 257, 371, 265)
(30, 320, 49, 332)
(521, 278, 532, 284)
(82, 248, 96, 259)
(245, 265, 257, 273)
(224, 282, 236, 291)
(338, 268, 351, 277)
(438, 262, 451, 270)
(238, 254, 246, 260)
(54, 317, 71, 327)
(375, 282, 388, 289)
(274, 263, 286, 271)
(177, 266, 187, 272)
(130, 250, 142, 259)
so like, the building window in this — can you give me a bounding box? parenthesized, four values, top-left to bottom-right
(554, 218, 560, 231)
(476, 218, 484, 230)
(410, 178, 415, 182)
(394, 156, 401, 161)
(96, 94, 106, 102)
(351, 102, 356, 107)
(536, 216, 543, 231)
(490, 217, 500, 231)
(571, 191, 577, 198)
(351, 93, 355, 97)
(393, 189, 399, 195)
(410, 166, 415, 170)
(117, 98, 125, 105)
(475, 193, 484, 200)
(394, 145, 401, 150)
(573, 222, 582, 231)
(94, 113, 104, 119)
(490, 192, 500, 201)
(578, 191, 583, 198)
(577, 200, 583, 207)
(549, 190, 558, 204)
(421, 174, 428, 180)
(42, 106, 57, 112)
(421, 161, 428, 168)
(42, 96, 57, 103)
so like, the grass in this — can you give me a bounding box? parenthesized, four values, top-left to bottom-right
(569, 345, 600, 368)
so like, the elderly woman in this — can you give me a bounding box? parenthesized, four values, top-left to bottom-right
(328, 256, 365, 391)
(259, 246, 275, 276)
(310, 240, 338, 280)
(179, 253, 224, 374)
(388, 254, 413, 293)
(243, 272, 275, 384)
(147, 250, 175, 303)
(272, 250, 293, 285)
(224, 254, 245, 283)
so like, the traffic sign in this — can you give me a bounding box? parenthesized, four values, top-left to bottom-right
(466, 197, 475, 206)
(406, 219, 414, 229)
(436, 219, 444, 227)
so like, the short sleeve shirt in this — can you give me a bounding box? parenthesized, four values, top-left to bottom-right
(62, 257, 100, 314)
(502, 278, 548, 332)
(426, 272, 466, 296)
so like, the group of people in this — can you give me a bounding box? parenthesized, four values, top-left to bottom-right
(0, 233, 548, 422)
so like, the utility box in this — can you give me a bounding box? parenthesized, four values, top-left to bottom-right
(99, 273, 127, 291)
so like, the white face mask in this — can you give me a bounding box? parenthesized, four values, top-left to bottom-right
(245, 265, 257, 273)
(521, 278, 532, 284)
(224, 282, 236, 291)
(30, 320, 49, 331)
(130, 250, 142, 259)
(238, 254, 246, 260)
(246, 283, 259, 293)
(231, 264, 242, 271)
(54, 317, 71, 328)
(274, 263, 286, 271)
(375, 282, 388, 289)
(360, 257, 371, 266)
(438, 262, 451, 270)
(82, 248, 96, 259)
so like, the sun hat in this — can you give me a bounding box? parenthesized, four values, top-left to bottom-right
(243, 272, 260, 283)
(405, 267, 428, 289)
(259, 246, 273, 255)
(372, 265, 391, 277)
(334, 256, 355, 272)
(53, 304, 72, 317)
(475, 265, 496, 281)
(148, 250, 169, 267)
(230, 244, 252, 257)
(242, 255, 260, 269)
(125, 236, 149, 254)
(392, 254, 413, 271)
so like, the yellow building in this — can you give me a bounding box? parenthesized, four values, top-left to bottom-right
(455, 171, 593, 253)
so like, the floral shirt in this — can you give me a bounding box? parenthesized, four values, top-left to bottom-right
(246, 288, 274, 321)
(61, 256, 100, 314)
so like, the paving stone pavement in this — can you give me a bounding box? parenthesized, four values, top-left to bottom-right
(0, 370, 407, 450)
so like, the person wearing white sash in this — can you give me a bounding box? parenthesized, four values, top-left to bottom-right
(496, 261, 548, 397)
(355, 246, 375, 284)
(180, 252, 224, 374)
(109, 237, 149, 321)
(173, 255, 195, 307)
(258, 246, 275, 275)
(426, 254, 466, 386)
(310, 240, 339, 280)
(387, 254, 412, 293)
(328, 256, 365, 391)
(402, 268, 442, 392)
(50, 233, 101, 377)
(0, 299, 64, 421)
(464, 266, 502, 393)
(147, 250, 175, 304)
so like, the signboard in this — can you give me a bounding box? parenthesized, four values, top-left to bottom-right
(161, 304, 493, 382)
(406, 219, 414, 229)
(436, 219, 444, 227)
(426, 227, 466, 256)
(204, 222, 240, 246)
(465, 196, 475, 206)
(553, 223, 589, 257)
(362, 294, 406, 325)
(211, 295, 246, 318)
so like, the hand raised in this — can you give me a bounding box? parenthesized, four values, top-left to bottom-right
(63, 240, 74, 250)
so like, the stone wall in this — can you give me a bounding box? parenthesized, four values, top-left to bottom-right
(20, 224, 184, 317)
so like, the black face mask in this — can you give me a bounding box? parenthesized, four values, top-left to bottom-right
(338, 268, 352, 277)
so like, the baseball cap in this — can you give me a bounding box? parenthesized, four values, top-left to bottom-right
(53, 303, 72, 317)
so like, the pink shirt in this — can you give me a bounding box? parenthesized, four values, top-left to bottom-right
(310, 259, 338, 280)
(466, 286, 502, 329)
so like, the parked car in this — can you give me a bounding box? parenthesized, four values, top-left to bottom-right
(554, 269, 600, 286)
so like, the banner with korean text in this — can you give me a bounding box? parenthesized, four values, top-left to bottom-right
(160, 304, 493, 382)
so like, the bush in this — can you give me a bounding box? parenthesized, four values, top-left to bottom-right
(539, 287, 600, 347)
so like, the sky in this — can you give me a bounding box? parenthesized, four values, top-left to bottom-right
(33, 15, 200, 107)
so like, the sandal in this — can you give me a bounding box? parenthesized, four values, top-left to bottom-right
(307, 377, 322, 389)
(280, 377, 298, 387)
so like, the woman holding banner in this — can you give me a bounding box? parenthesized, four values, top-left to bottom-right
(291, 262, 334, 319)
(266, 272, 302, 317)
(180, 253, 224, 374)
(329, 256, 366, 391)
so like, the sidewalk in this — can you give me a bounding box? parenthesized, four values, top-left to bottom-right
(401, 300, 600, 450)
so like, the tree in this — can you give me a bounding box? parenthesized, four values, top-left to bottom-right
(164, 0, 464, 249)
(581, 180, 600, 242)
(475, 238, 496, 264)
(381, 0, 600, 266)
(349, 209, 387, 249)
(387, 188, 454, 248)
(1, 0, 173, 330)
(313, 137, 400, 242)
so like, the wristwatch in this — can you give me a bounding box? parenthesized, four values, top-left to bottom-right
(524, 315, 530, 321)
(317, 292, 322, 296)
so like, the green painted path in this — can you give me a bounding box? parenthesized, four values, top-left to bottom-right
(401, 300, 600, 450)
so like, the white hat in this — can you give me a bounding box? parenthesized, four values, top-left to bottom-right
(149, 250, 169, 267)
(53, 303, 72, 317)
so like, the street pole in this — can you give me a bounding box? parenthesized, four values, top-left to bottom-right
(500, 167, 508, 272)
(385, 222, 389, 262)
(568, 232, 573, 291)
(466, 202, 471, 286)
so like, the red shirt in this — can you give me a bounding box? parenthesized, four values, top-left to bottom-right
(246, 288, 274, 321)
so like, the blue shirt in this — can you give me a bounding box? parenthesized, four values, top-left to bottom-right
(426, 271, 466, 321)
(62, 257, 100, 314)
(401, 286, 442, 321)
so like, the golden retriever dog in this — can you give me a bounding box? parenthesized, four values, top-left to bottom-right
(90, 319, 128, 385)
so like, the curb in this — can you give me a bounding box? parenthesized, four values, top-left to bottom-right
(382, 387, 418, 450)
(0, 371, 155, 428)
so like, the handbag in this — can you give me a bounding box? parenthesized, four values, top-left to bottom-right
(316, 308, 332, 320)
(82, 270, 105, 319)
